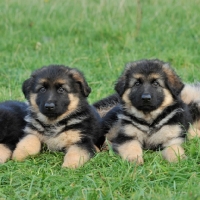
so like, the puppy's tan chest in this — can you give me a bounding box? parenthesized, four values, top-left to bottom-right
(37, 130, 81, 151)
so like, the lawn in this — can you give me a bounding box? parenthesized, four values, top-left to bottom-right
(0, 0, 200, 199)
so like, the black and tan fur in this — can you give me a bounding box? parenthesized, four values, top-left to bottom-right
(94, 84, 200, 141)
(181, 82, 200, 139)
(101, 59, 192, 164)
(12, 65, 103, 168)
(0, 101, 28, 163)
(93, 94, 120, 117)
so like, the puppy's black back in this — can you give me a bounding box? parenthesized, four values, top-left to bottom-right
(0, 101, 28, 150)
(93, 94, 120, 117)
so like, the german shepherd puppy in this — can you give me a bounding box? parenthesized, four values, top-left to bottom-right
(12, 65, 102, 168)
(0, 101, 28, 163)
(181, 82, 200, 139)
(94, 84, 200, 141)
(101, 59, 192, 164)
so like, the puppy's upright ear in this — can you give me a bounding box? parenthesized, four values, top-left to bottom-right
(162, 63, 184, 96)
(22, 78, 32, 99)
(69, 69, 91, 97)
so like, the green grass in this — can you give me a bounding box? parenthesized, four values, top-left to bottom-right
(0, 0, 200, 199)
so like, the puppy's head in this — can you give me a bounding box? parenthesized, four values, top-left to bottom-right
(115, 59, 184, 113)
(23, 65, 91, 119)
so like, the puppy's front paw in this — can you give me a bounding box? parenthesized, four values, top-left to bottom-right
(62, 158, 81, 169)
(125, 154, 144, 165)
(62, 145, 90, 169)
(0, 144, 12, 163)
(162, 144, 185, 162)
(116, 140, 144, 165)
(188, 125, 200, 139)
(12, 135, 41, 161)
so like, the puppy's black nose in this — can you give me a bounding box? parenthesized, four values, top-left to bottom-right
(45, 102, 55, 110)
(141, 94, 151, 101)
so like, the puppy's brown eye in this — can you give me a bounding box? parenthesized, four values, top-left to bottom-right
(39, 87, 46, 93)
(57, 87, 65, 93)
(152, 81, 159, 87)
(134, 81, 140, 86)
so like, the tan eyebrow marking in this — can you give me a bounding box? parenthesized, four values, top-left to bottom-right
(148, 73, 161, 80)
(35, 79, 49, 91)
(37, 78, 48, 84)
(133, 74, 145, 79)
(53, 79, 67, 85)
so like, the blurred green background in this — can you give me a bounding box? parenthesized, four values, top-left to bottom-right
(0, 0, 200, 199)
(0, 0, 199, 103)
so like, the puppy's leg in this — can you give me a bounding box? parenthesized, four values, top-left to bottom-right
(188, 124, 200, 139)
(62, 141, 96, 169)
(0, 144, 12, 163)
(162, 144, 185, 162)
(114, 140, 144, 164)
(12, 134, 41, 161)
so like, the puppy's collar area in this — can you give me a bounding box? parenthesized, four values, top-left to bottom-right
(118, 112, 150, 126)
(152, 105, 184, 127)
(35, 118, 62, 129)
(119, 106, 184, 135)
(123, 100, 182, 123)
(25, 106, 90, 132)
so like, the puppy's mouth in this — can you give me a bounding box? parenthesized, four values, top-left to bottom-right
(137, 105, 156, 112)
(43, 112, 59, 119)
